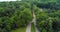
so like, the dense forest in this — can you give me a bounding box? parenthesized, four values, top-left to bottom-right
(0, 0, 60, 32)
(34, 0, 60, 32)
(0, 1, 33, 32)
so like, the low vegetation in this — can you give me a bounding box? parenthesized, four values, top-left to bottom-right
(11, 27, 26, 32)
(31, 23, 35, 32)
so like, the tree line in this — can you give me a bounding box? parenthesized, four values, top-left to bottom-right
(34, 5, 60, 32)
(0, 1, 33, 32)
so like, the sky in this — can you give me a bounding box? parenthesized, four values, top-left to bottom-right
(0, 0, 21, 2)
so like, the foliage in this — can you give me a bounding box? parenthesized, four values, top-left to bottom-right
(34, 5, 60, 32)
(0, 1, 33, 32)
(31, 23, 35, 32)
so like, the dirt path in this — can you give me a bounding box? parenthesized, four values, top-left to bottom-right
(26, 11, 40, 32)
(33, 12, 40, 32)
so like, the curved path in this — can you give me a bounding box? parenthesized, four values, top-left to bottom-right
(33, 11, 40, 32)
(26, 11, 40, 32)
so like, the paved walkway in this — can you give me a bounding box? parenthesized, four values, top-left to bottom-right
(35, 27, 40, 32)
(26, 23, 31, 32)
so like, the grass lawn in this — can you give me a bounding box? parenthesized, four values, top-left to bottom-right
(31, 23, 35, 32)
(11, 27, 26, 32)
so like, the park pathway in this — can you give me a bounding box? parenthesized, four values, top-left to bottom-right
(26, 11, 40, 32)
(33, 11, 40, 32)
(26, 23, 31, 32)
